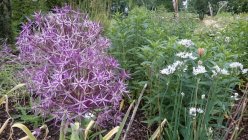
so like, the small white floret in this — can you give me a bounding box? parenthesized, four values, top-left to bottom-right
(193, 65, 207, 75)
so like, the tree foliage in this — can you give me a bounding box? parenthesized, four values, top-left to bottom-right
(0, 0, 13, 44)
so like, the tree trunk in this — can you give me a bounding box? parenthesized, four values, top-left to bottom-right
(172, 0, 179, 18)
(0, 0, 13, 45)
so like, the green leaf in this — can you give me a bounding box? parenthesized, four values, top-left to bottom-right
(6, 83, 26, 95)
(12, 123, 36, 140)
(113, 100, 135, 140)
(103, 126, 120, 140)
(70, 122, 80, 140)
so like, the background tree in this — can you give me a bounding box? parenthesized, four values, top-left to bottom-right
(227, 0, 248, 13)
(0, 0, 13, 45)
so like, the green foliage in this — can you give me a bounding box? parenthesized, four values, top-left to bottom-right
(109, 7, 247, 139)
(108, 7, 198, 98)
(14, 106, 43, 128)
(222, 17, 248, 67)
(0, 0, 14, 44)
(227, 0, 248, 13)
(156, 40, 243, 139)
(11, 0, 48, 38)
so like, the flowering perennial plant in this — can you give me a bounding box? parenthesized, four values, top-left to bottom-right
(189, 107, 204, 117)
(158, 39, 248, 139)
(176, 52, 197, 60)
(212, 65, 229, 77)
(177, 39, 195, 48)
(229, 62, 243, 69)
(17, 6, 128, 123)
(193, 65, 207, 75)
(160, 61, 184, 75)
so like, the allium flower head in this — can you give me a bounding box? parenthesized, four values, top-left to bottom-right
(17, 6, 128, 125)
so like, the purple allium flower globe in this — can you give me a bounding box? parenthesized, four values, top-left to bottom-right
(17, 6, 128, 126)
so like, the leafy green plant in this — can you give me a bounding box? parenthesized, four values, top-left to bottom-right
(14, 106, 43, 128)
(108, 7, 198, 98)
(144, 38, 247, 139)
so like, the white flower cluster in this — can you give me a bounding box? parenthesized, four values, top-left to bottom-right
(212, 65, 229, 77)
(231, 93, 239, 101)
(189, 107, 204, 117)
(176, 52, 197, 60)
(193, 65, 207, 75)
(229, 62, 248, 74)
(181, 92, 185, 97)
(160, 61, 184, 75)
(229, 62, 243, 69)
(242, 69, 248, 74)
(177, 39, 194, 48)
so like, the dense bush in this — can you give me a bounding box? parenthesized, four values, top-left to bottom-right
(227, 0, 248, 13)
(17, 6, 128, 125)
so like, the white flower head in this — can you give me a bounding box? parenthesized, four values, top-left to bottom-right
(213, 65, 221, 72)
(229, 62, 243, 70)
(177, 39, 194, 48)
(197, 108, 204, 113)
(208, 127, 213, 136)
(201, 94, 206, 99)
(220, 69, 229, 75)
(84, 112, 94, 119)
(189, 107, 197, 117)
(181, 92, 185, 97)
(231, 93, 239, 101)
(193, 65, 207, 75)
(225, 37, 230, 43)
(189, 107, 204, 117)
(160, 61, 184, 75)
(234, 92, 239, 97)
(176, 52, 197, 60)
(242, 68, 248, 74)
(212, 65, 229, 77)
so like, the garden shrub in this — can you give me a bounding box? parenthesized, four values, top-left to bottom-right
(16, 6, 128, 126)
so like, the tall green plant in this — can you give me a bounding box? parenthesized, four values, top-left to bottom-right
(146, 39, 246, 139)
(108, 7, 198, 98)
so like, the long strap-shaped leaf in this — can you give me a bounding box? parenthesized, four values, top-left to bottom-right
(149, 118, 168, 140)
(123, 84, 147, 140)
(6, 83, 26, 95)
(103, 126, 120, 140)
(0, 118, 11, 134)
(84, 120, 95, 140)
(12, 123, 37, 140)
(113, 100, 135, 140)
